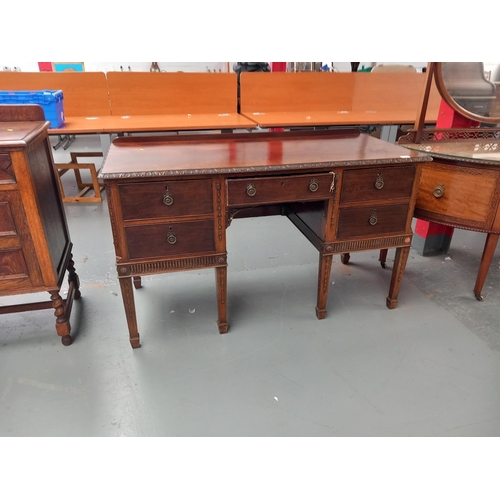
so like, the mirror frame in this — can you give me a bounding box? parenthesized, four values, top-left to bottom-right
(434, 62, 500, 125)
(400, 62, 500, 145)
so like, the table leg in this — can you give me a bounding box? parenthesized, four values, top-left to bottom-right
(133, 276, 142, 289)
(119, 277, 141, 348)
(386, 246, 410, 309)
(316, 253, 333, 319)
(474, 233, 500, 301)
(50, 290, 72, 346)
(216, 267, 228, 333)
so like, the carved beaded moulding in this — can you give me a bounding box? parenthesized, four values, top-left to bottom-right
(118, 254, 227, 277)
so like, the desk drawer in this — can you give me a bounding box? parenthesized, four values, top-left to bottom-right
(125, 220, 215, 260)
(341, 166, 415, 203)
(337, 203, 409, 239)
(119, 179, 213, 221)
(227, 173, 334, 207)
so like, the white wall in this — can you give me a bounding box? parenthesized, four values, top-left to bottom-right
(0, 62, 230, 73)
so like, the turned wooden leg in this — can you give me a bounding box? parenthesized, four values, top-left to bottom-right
(216, 266, 228, 333)
(474, 233, 500, 301)
(133, 276, 142, 289)
(67, 253, 81, 299)
(119, 277, 141, 348)
(379, 248, 388, 269)
(386, 246, 410, 309)
(340, 253, 350, 265)
(50, 290, 72, 346)
(316, 253, 333, 319)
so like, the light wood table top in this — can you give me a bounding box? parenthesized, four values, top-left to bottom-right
(100, 113, 257, 133)
(240, 109, 437, 128)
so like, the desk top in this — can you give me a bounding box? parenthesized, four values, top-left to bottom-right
(100, 129, 431, 179)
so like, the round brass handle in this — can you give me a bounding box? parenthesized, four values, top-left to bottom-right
(369, 210, 378, 226)
(309, 179, 319, 192)
(433, 184, 445, 198)
(246, 183, 257, 197)
(375, 174, 384, 190)
(163, 192, 174, 205)
(167, 231, 177, 245)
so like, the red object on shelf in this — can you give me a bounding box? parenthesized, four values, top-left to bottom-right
(38, 62, 53, 72)
(271, 62, 286, 72)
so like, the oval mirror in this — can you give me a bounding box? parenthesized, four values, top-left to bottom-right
(434, 62, 500, 124)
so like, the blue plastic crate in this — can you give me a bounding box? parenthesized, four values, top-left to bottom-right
(0, 90, 65, 129)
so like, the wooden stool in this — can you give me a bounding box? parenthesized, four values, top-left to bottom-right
(56, 152, 104, 203)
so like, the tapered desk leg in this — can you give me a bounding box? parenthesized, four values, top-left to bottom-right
(386, 246, 410, 309)
(216, 267, 228, 333)
(474, 233, 500, 301)
(316, 253, 333, 319)
(119, 277, 141, 348)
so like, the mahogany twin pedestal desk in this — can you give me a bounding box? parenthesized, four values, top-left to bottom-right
(99, 129, 430, 348)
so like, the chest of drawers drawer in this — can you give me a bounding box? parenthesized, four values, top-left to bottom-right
(124, 220, 215, 260)
(336, 203, 409, 239)
(227, 172, 334, 207)
(341, 166, 415, 203)
(119, 179, 213, 221)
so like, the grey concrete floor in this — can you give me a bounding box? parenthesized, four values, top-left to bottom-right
(1, 135, 500, 437)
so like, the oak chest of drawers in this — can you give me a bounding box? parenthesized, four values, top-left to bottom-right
(0, 105, 80, 346)
(99, 129, 430, 348)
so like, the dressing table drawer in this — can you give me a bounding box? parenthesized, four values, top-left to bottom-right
(341, 166, 415, 203)
(336, 203, 409, 239)
(124, 220, 215, 260)
(119, 179, 213, 221)
(227, 172, 334, 207)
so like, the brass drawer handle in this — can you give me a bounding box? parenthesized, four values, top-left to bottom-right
(166, 230, 177, 245)
(375, 173, 384, 190)
(369, 210, 378, 226)
(309, 179, 319, 192)
(163, 190, 174, 206)
(246, 183, 257, 197)
(433, 184, 445, 198)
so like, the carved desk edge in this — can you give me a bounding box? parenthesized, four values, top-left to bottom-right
(98, 157, 431, 180)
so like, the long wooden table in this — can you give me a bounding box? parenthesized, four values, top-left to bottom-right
(99, 129, 430, 348)
(240, 72, 442, 135)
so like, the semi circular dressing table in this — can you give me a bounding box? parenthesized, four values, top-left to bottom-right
(398, 61, 500, 300)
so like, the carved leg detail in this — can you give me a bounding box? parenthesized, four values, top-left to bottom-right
(386, 246, 410, 309)
(50, 290, 72, 345)
(316, 253, 333, 319)
(133, 276, 142, 289)
(67, 253, 81, 299)
(119, 277, 141, 348)
(474, 233, 500, 301)
(216, 267, 228, 333)
(379, 248, 388, 269)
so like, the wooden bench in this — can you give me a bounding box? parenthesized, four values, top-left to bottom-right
(239, 72, 442, 134)
(0, 71, 110, 202)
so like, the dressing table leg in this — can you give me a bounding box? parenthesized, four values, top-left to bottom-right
(316, 253, 333, 319)
(216, 267, 228, 333)
(119, 277, 141, 348)
(379, 248, 388, 269)
(386, 246, 410, 309)
(474, 233, 500, 300)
